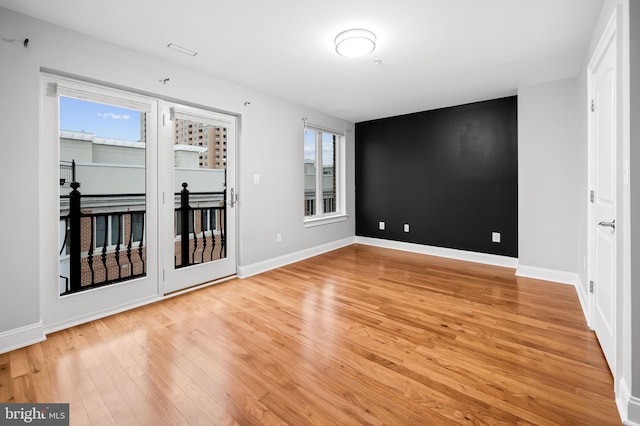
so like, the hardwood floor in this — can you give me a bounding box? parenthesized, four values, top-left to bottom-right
(1, 244, 621, 425)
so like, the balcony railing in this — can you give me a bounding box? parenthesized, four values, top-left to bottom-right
(59, 181, 226, 295)
(59, 160, 75, 186)
(59, 182, 146, 295)
(175, 182, 226, 268)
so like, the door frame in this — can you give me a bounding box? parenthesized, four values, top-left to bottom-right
(586, 9, 618, 375)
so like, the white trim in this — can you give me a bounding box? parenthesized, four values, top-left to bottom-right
(163, 275, 237, 299)
(56, 79, 153, 112)
(0, 322, 46, 355)
(628, 397, 640, 426)
(170, 105, 235, 128)
(304, 213, 349, 228)
(515, 265, 578, 286)
(303, 121, 345, 137)
(43, 295, 161, 335)
(237, 237, 355, 278)
(516, 267, 593, 328)
(355, 237, 518, 268)
(617, 378, 640, 426)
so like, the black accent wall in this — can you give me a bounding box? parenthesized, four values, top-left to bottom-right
(355, 96, 518, 257)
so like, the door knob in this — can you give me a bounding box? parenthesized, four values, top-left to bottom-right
(598, 219, 615, 230)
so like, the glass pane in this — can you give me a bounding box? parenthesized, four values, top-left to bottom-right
(58, 96, 146, 295)
(111, 215, 122, 245)
(321, 133, 336, 214)
(132, 213, 144, 242)
(304, 128, 316, 216)
(174, 117, 227, 269)
(95, 216, 107, 248)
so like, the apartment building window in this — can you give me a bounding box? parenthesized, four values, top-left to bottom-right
(131, 213, 144, 242)
(202, 209, 218, 232)
(95, 215, 124, 248)
(303, 124, 346, 226)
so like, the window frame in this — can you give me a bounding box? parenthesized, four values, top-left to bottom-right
(303, 124, 347, 227)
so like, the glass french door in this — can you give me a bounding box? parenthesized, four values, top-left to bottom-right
(160, 103, 237, 294)
(43, 75, 160, 330)
(43, 75, 237, 330)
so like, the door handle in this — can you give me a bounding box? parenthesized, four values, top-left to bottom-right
(598, 219, 615, 230)
(229, 187, 237, 208)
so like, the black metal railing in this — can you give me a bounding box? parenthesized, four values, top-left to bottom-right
(60, 182, 146, 295)
(175, 182, 226, 268)
(59, 160, 75, 186)
(59, 180, 226, 295)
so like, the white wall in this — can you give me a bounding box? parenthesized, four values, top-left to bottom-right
(0, 8, 354, 339)
(517, 78, 580, 273)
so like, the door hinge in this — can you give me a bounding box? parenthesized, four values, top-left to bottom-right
(590, 190, 595, 203)
(162, 191, 165, 204)
(591, 99, 595, 112)
(589, 280, 594, 293)
(163, 269, 165, 282)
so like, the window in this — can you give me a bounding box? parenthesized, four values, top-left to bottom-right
(94, 215, 124, 248)
(303, 125, 346, 226)
(201, 209, 218, 232)
(131, 213, 144, 242)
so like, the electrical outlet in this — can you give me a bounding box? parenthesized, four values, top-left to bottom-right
(276, 233, 282, 243)
(378, 221, 385, 230)
(492, 232, 501, 243)
(403, 224, 410, 232)
(253, 174, 261, 184)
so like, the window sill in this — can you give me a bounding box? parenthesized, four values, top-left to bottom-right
(304, 213, 348, 228)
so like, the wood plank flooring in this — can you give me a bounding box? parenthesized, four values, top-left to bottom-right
(0, 244, 621, 425)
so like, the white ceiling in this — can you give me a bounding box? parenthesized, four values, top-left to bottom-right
(0, 0, 603, 122)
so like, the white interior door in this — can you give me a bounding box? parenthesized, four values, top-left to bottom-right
(588, 14, 617, 373)
(160, 103, 237, 294)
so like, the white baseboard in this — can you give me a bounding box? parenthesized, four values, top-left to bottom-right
(628, 397, 640, 426)
(43, 295, 162, 335)
(355, 236, 518, 268)
(617, 378, 640, 425)
(0, 322, 46, 355)
(516, 265, 594, 337)
(237, 236, 356, 278)
(515, 264, 578, 285)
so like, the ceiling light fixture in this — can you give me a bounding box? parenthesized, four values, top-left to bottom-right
(167, 43, 198, 56)
(334, 29, 376, 57)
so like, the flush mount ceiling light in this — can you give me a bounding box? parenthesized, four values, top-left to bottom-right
(334, 29, 376, 57)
